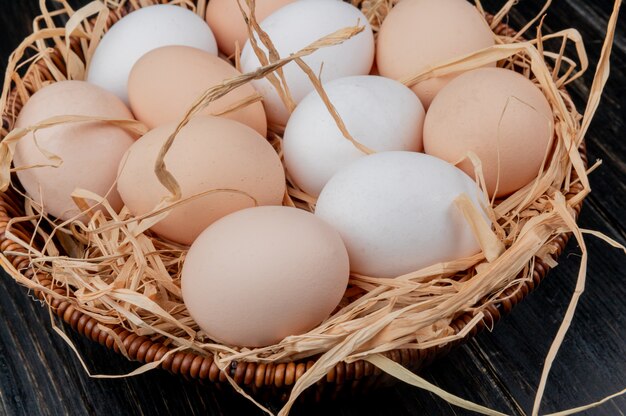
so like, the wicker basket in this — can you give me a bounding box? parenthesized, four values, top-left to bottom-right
(0, 0, 587, 405)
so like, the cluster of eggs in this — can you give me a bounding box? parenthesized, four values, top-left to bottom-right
(13, 0, 553, 348)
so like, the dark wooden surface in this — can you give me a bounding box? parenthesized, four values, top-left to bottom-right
(1, 1, 624, 415)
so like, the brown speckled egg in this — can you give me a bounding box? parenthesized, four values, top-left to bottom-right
(424, 67, 554, 198)
(117, 116, 285, 245)
(376, 0, 495, 108)
(205, 0, 296, 56)
(128, 45, 267, 136)
(13, 81, 136, 221)
(182, 206, 350, 347)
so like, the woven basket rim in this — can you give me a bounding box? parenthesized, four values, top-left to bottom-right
(0, 1, 588, 397)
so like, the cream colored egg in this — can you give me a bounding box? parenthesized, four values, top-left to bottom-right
(117, 116, 285, 245)
(423, 67, 554, 198)
(182, 206, 349, 347)
(13, 81, 136, 221)
(128, 45, 267, 136)
(205, 0, 296, 56)
(376, 0, 495, 108)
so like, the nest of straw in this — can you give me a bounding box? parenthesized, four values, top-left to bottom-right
(0, 0, 620, 414)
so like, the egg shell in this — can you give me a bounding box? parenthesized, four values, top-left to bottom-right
(423, 67, 554, 198)
(376, 0, 495, 108)
(315, 151, 488, 278)
(87, 5, 217, 104)
(181, 206, 350, 348)
(13, 81, 136, 221)
(283, 75, 425, 196)
(128, 45, 267, 136)
(240, 0, 375, 125)
(205, 0, 296, 57)
(117, 116, 285, 245)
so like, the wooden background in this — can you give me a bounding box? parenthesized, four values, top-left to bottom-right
(0, 1, 624, 415)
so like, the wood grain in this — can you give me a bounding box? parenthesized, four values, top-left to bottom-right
(1, 1, 624, 415)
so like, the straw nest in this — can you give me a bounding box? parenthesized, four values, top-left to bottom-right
(0, 0, 621, 415)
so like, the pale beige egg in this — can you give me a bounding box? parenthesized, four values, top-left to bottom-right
(128, 45, 267, 136)
(205, 0, 296, 56)
(117, 116, 285, 245)
(182, 206, 350, 347)
(424, 67, 554, 198)
(13, 80, 136, 221)
(376, 0, 495, 108)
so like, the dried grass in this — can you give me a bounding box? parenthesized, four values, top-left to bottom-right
(0, 0, 624, 415)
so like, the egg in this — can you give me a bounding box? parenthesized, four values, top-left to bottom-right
(205, 0, 296, 57)
(128, 46, 267, 136)
(240, 0, 375, 125)
(13, 81, 136, 221)
(315, 151, 488, 278)
(87, 5, 217, 104)
(182, 206, 350, 347)
(117, 116, 285, 245)
(376, 0, 495, 108)
(283, 75, 425, 196)
(423, 67, 554, 198)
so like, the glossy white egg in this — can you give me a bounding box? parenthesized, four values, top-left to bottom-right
(240, 0, 375, 125)
(315, 151, 489, 278)
(283, 76, 425, 196)
(87, 5, 217, 103)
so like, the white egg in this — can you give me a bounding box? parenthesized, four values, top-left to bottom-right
(283, 76, 424, 196)
(87, 5, 217, 104)
(240, 0, 375, 125)
(315, 151, 488, 278)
